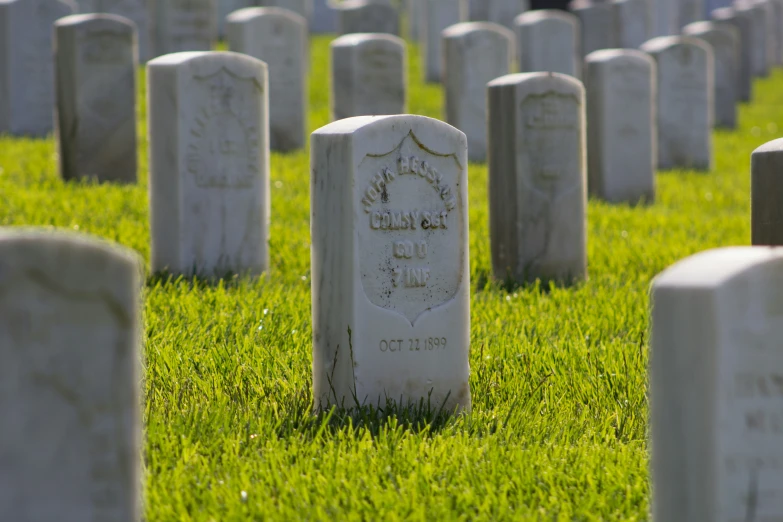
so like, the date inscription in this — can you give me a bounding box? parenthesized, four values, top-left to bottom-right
(379, 337, 448, 352)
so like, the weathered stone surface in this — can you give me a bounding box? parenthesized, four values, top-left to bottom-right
(641, 36, 713, 170)
(407, 0, 420, 39)
(612, 0, 649, 48)
(650, 0, 676, 37)
(227, 7, 307, 151)
(678, 0, 703, 27)
(771, 0, 783, 64)
(422, 0, 467, 83)
(487, 72, 587, 284)
(469, 0, 528, 28)
(76, 0, 152, 61)
(711, 7, 753, 102)
(217, 0, 252, 38)
(570, 1, 615, 59)
(0, 0, 76, 137)
(734, 0, 768, 77)
(443, 22, 512, 162)
(585, 49, 655, 203)
(330, 33, 407, 120)
(338, 0, 399, 35)
(153, 0, 216, 56)
(310, 114, 471, 412)
(147, 51, 269, 276)
(752, 139, 783, 246)
(683, 21, 739, 129)
(514, 10, 579, 78)
(258, 0, 313, 20)
(755, 0, 777, 69)
(0, 230, 142, 522)
(55, 14, 137, 183)
(651, 247, 783, 522)
(311, 0, 338, 33)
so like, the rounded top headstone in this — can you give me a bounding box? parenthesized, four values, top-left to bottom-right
(653, 247, 783, 288)
(225, 6, 307, 25)
(514, 8, 578, 26)
(54, 12, 135, 31)
(753, 137, 783, 155)
(441, 21, 513, 39)
(640, 35, 711, 55)
(585, 47, 654, 64)
(330, 32, 404, 47)
(487, 71, 584, 94)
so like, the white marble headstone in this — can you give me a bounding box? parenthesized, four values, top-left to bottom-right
(612, 0, 649, 49)
(153, 0, 216, 56)
(258, 0, 313, 21)
(734, 0, 768, 78)
(641, 36, 713, 171)
(147, 51, 270, 276)
(0, 0, 76, 137)
(91, 0, 151, 62)
(330, 33, 407, 120)
(338, 0, 399, 35)
(487, 72, 587, 284)
(311, 0, 338, 33)
(585, 49, 656, 203)
(678, 0, 703, 27)
(711, 7, 753, 102)
(651, 247, 783, 522)
(570, 1, 616, 59)
(514, 9, 579, 78)
(442, 22, 513, 162)
(310, 114, 471, 412)
(227, 7, 308, 151)
(751, 138, 783, 246)
(55, 14, 138, 183)
(421, 0, 467, 83)
(470, 0, 528, 28)
(683, 21, 739, 129)
(0, 230, 142, 522)
(216, 0, 253, 39)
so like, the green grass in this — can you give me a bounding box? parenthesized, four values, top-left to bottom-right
(2, 35, 782, 520)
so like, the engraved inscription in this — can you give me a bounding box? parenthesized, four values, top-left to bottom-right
(358, 132, 465, 323)
(379, 336, 448, 352)
(185, 68, 263, 188)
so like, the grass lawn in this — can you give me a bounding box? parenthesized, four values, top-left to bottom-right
(1, 35, 781, 520)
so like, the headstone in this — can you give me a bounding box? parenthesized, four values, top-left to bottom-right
(734, 0, 768, 77)
(422, 0, 467, 83)
(570, 1, 616, 59)
(93, 0, 151, 62)
(55, 14, 137, 184)
(310, 114, 471, 413)
(227, 7, 307, 151)
(771, 0, 783, 64)
(514, 10, 579, 78)
(330, 33, 407, 120)
(651, 0, 676, 36)
(153, 0, 216, 56)
(338, 0, 399, 35)
(0, 0, 76, 137)
(470, 0, 529, 28)
(258, 0, 313, 21)
(752, 139, 783, 246)
(752, 0, 777, 70)
(679, 0, 703, 27)
(0, 230, 142, 522)
(147, 51, 269, 276)
(487, 72, 587, 284)
(651, 247, 783, 522)
(711, 7, 753, 102)
(217, 0, 253, 38)
(641, 36, 713, 170)
(442, 22, 513, 162)
(311, 0, 338, 33)
(612, 0, 649, 48)
(407, 0, 420, 39)
(585, 49, 655, 204)
(683, 21, 739, 129)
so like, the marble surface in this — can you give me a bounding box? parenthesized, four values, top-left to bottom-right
(487, 72, 587, 285)
(612, 0, 649, 49)
(0, 230, 142, 522)
(641, 36, 713, 171)
(585, 49, 656, 204)
(683, 21, 739, 129)
(711, 7, 753, 102)
(442, 22, 513, 162)
(470, 0, 528, 28)
(227, 7, 307, 151)
(55, 14, 137, 183)
(751, 138, 783, 246)
(216, 0, 253, 38)
(651, 247, 783, 522)
(259, 0, 313, 20)
(153, 0, 216, 56)
(514, 10, 579, 78)
(0, 0, 76, 137)
(571, 1, 615, 60)
(147, 51, 270, 276)
(310, 114, 471, 412)
(734, 0, 768, 77)
(330, 33, 407, 120)
(421, 0, 467, 83)
(311, 0, 338, 33)
(337, 0, 399, 35)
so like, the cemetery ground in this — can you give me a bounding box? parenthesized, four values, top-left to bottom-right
(0, 35, 779, 520)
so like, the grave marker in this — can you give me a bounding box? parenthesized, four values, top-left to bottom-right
(651, 247, 783, 522)
(641, 36, 713, 171)
(0, 230, 142, 522)
(514, 9, 579, 78)
(55, 14, 137, 183)
(311, 0, 338, 33)
(311, 114, 471, 412)
(683, 21, 739, 129)
(470, 0, 528, 28)
(585, 49, 656, 203)
(613, 0, 649, 49)
(752, 139, 783, 246)
(734, 0, 767, 77)
(487, 72, 587, 284)
(153, 0, 216, 56)
(570, 1, 615, 59)
(147, 51, 270, 276)
(443, 22, 513, 162)
(217, 0, 252, 39)
(338, 0, 399, 35)
(0, 0, 76, 137)
(330, 33, 407, 120)
(711, 7, 753, 102)
(258, 0, 313, 21)
(422, 0, 467, 83)
(227, 7, 307, 151)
